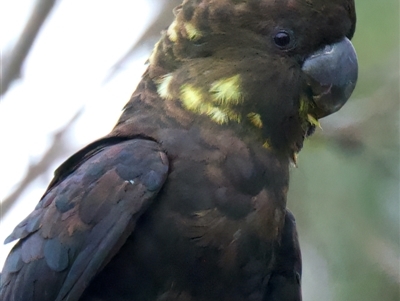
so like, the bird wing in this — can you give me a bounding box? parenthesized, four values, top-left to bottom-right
(1, 137, 169, 301)
(264, 209, 302, 301)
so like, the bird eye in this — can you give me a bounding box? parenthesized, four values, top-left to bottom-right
(273, 30, 295, 50)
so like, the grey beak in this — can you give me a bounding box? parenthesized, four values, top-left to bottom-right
(302, 37, 358, 118)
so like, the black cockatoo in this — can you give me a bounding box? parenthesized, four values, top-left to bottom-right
(0, 0, 357, 300)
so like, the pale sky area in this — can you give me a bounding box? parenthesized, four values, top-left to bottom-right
(0, 0, 157, 270)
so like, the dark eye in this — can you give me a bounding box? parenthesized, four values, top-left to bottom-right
(273, 30, 295, 50)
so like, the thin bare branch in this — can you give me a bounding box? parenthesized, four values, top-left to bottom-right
(103, 0, 180, 83)
(0, 110, 82, 217)
(1, 0, 59, 97)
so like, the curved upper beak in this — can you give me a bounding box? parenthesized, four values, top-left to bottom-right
(302, 37, 358, 118)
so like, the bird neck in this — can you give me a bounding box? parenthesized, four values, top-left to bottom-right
(116, 13, 317, 163)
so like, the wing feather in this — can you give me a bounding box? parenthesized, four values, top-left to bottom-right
(1, 138, 169, 301)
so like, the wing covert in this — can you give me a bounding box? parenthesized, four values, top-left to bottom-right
(1, 138, 169, 301)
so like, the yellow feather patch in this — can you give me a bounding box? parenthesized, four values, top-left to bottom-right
(210, 75, 243, 105)
(206, 107, 229, 124)
(180, 84, 203, 110)
(157, 74, 174, 100)
(247, 112, 263, 128)
(184, 22, 202, 41)
(307, 114, 322, 129)
(178, 85, 236, 124)
(299, 96, 309, 115)
(262, 140, 272, 149)
(167, 20, 179, 42)
(226, 110, 242, 123)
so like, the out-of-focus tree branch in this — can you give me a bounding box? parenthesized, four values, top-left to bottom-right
(0, 0, 59, 97)
(103, 0, 180, 83)
(0, 110, 81, 216)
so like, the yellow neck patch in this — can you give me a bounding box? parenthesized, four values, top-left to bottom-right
(157, 73, 245, 125)
(209, 75, 243, 105)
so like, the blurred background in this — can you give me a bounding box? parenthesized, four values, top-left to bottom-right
(0, 0, 398, 300)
